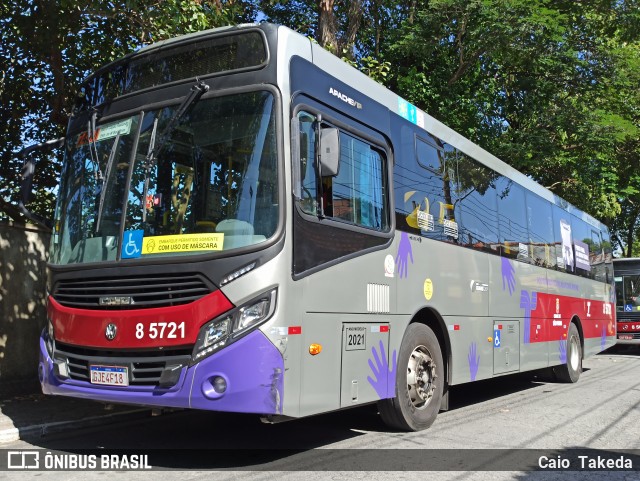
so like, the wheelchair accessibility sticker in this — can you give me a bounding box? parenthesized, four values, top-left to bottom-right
(121, 230, 144, 259)
(493, 329, 501, 349)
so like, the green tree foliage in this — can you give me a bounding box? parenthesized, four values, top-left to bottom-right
(0, 0, 255, 223)
(2, 0, 639, 255)
(381, 0, 639, 253)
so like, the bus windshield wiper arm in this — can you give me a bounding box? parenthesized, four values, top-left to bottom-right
(141, 80, 209, 223)
(87, 110, 103, 181)
(144, 79, 209, 171)
(95, 134, 120, 233)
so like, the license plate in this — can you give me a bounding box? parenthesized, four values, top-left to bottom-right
(90, 365, 129, 386)
(619, 335, 633, 340)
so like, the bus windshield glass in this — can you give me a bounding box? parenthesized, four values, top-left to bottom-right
(50, 90, 279, 265)
(615, 273, 640, 313)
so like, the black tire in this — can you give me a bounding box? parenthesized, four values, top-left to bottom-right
(555, 323, 582, 383)
(378, 323, 444, 431)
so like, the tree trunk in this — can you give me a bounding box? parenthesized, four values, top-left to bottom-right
(317, 0, 338, 53)
(625, 210, 639, 257)
(341, 0, 363, 61)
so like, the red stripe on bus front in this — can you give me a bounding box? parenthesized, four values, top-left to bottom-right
(48, 290, 234, 349)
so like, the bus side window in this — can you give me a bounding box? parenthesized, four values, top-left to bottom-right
(552, 205, 574, 274)
(296, 110, 389, 232)
(601, 227, 613, 283)
(526, 192, 554, 268)
(403, 134, 459, 243)
(570, 215, 593, 279)
(454, 152, 499, 254)
(590, 229, 605, 282)
(416, 136, 443, 174)
(495, 178, 528, 262)
(329, 132, 388, 231)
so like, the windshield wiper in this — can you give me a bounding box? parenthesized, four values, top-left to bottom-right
(141, 79, 209, 223)
(95, 133, 120, 233)
(87, 109, 103, 181)
(144, 79, 209, 171)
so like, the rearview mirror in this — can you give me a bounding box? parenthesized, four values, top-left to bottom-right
(319, 127, 340, 177)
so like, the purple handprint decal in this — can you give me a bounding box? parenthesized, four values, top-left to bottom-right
(501, 257, 516, 296)
(520, 290, 537, 344)
(468, 342, 480, 381)
(396, 231, 413, 279)
(559, 340, 567, 364)
(367, 340, 397, 399)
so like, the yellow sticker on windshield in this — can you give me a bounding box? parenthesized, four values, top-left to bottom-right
(141, 233, 224, 254)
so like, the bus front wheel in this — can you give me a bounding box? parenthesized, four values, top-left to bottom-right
(378, 323, 444, 431)
(555, 323, 582, 383)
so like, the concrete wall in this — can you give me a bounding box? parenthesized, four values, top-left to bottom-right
(0, 223, 50, 385)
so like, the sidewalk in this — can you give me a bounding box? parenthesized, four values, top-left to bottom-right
(0, 381, 150, 444)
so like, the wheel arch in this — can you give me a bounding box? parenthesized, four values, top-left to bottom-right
(570, 315, 585, 359)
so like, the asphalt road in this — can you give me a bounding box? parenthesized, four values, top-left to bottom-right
(2, 346, 639, 480)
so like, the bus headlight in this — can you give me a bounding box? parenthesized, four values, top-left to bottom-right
(204, 317, 232, 350)
(192, 288, 277, 363)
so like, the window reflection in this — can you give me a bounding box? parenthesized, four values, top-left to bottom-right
(50, 91, 279, 265)
(297, 112, 389, 232)
(392, 119, 612, 281)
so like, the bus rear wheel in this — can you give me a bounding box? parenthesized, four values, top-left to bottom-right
(555, 323, 582, 383)
(378, 323, 443, 431)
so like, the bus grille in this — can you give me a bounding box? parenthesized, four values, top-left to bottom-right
(54, 342, 192, 386)
(52, 273, 212, 310)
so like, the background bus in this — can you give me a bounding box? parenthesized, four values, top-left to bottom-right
(614, 258, 640, 345)
(27, 23, 616, 432)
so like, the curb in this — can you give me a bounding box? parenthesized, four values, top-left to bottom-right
(0, 409, 149, 445)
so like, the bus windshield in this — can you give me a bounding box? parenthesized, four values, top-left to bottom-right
(50, 90, 279, 265)
(615, 273, 640, 312)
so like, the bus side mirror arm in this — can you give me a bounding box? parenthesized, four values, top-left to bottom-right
(17, 137, 64, 231)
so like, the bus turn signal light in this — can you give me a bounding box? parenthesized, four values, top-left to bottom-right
(309, 344, 322, 355)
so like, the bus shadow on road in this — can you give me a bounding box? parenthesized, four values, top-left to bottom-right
(17, 362, 620, 469)
(601, 344, 640, 356)
(447, 373, 552, 411)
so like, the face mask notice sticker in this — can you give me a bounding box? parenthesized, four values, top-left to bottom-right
(141, 233, 225, 254)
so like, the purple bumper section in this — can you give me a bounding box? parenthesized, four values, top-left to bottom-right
(39, 330, 284, 415)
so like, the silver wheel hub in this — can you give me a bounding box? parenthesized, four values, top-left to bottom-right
(406, 345, 437, 409)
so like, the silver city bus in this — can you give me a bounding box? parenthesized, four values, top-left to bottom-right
(28, 23, 615, 431)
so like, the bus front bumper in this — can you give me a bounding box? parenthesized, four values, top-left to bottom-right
(39, 330, 284, 415)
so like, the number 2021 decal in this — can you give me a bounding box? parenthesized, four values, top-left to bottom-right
(348, 332, 366, 347)
(135, 322, 186, 340)
(345, 326, 366, 351)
